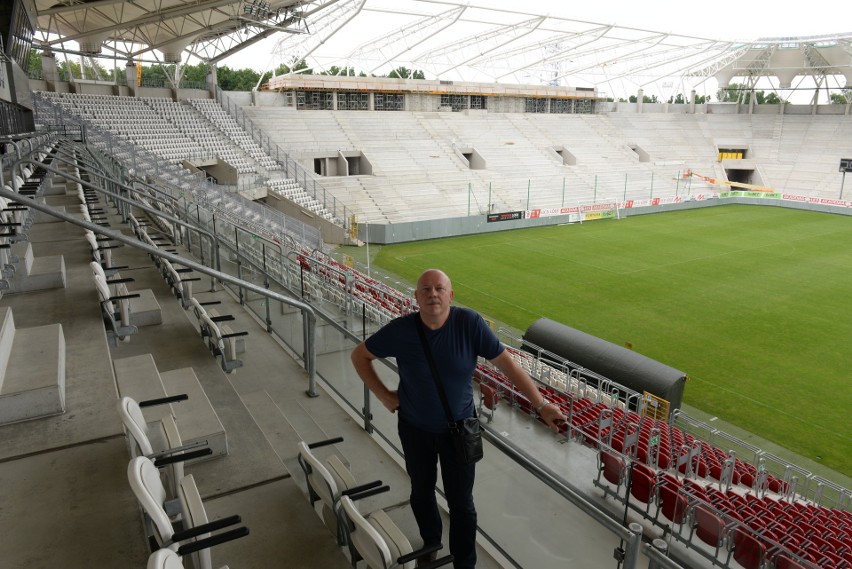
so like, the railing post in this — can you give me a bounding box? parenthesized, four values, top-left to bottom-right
(361, 303, 373, 433)
(621, 522, 644, 569)
(647, 538, 669, 569)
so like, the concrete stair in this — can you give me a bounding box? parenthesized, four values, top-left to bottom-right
(113, 352, 228, 459)
(4, 240, 66, 293)
(0, 306, 66, 425)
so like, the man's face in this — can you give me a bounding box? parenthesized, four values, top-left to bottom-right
(415, 270, 454, 321)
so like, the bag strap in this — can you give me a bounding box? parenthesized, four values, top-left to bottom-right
(415, 315, 456, 429)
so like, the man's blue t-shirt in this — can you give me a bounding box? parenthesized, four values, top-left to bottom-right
(365, 306, 504, 433)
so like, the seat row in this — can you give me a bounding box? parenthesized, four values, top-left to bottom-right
(595, 454, 852, 569)
(489, 347, 809, 501)
(471, 359, 851, 568)
(118, 394, 248, 569)
(127, 207, 250, 374)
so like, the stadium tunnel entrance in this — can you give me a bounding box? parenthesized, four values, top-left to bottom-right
(717, 144, 768, 189)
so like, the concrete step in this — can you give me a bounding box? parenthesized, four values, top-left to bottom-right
(0, 307, 66, 425)
(5, 241, 66, 293)
(113, 353, 227, 460)
(160, 366, 228, 458)
(241, 389, 313, 477)
(128, 288, 163, 327)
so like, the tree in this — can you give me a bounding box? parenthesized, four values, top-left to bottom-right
(764, 92, 783, 104)
(28, 48, 42, 76)
(830, 93, 848, 104)
(387, 66, 411, 79)
(717, 83, 745, 103)
(386, 67, 425, 79)
(321, 65, 357, 76)
(217, 65, 262, 91)
(180, 62, 210, 85)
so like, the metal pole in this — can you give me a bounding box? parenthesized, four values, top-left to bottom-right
(488, 182, 492, 213)
(841, 171, 846, 200)
(561, 177, 565, 207)
(468, 182, 471, 216)
(624, 173, 628, 202)
(594, 175, 597, 203)
(365, 221, 370, 278)
(622, 523, 644, 569)
(526, 179, 531, 210)
(650, 172, 654, 200)
(362, 303, 373, 433)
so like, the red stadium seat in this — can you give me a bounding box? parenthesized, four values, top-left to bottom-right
(727, 526, 766, 569)
(691, 503, 727, 558)
(657, 482, 688, 527)
(629, 462, 657, 515)
(479, 383, 499, 423)
(595, 451, 627, 501)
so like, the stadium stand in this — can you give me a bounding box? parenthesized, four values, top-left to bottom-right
(2, 80, 851, 569)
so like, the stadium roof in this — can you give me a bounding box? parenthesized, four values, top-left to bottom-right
(28, 0, 852, 100)
(30, 0, 318, 64)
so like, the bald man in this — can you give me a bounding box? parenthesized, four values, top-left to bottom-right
(351, 269, 566, 569)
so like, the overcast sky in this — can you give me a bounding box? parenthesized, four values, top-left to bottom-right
(221, 0, 850, 72)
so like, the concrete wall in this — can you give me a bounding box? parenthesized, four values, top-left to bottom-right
(360, 197, 852, 245)
(226, 91, 253, 106)
(74, 82, 115, 96)
(253, 91, 291, 106)
(136, 86, 172, 99)
(259, 194, 346, 244)
(406, 94, 440, 112)
(486, 97, 526, 113)
(203, 159, 238, 185)
(177, 89, 209, 101)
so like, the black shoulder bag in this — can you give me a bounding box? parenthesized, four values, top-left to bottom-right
(415, 316, 484, 465)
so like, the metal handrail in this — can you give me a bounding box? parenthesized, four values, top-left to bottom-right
(0, 166, 318, 390)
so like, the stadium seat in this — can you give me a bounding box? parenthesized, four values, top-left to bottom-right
(296, 436, 382, 546)
(340, 487, 453, 569)
(594, 450, 627, 502)
(656, 480, 688, 528)
(117, 395, 210, 500)
(93, 270, 138, 343)
(147, 547, 232, 569)
(629, 461, 657, 516)
(689, 503, 727, 559)
(478, 383, 499, 423)
(727, 525, 766, 569)
(127, 456, 248, 569)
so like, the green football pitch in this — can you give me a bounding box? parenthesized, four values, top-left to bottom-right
(370, 204, 852, 477)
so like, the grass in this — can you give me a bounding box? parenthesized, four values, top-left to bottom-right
(369, 204, 852, 477)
